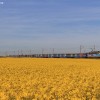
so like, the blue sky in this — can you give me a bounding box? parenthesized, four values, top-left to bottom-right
(0, 0, 100, 53)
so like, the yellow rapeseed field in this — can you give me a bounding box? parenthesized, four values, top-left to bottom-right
(0, 58, 100, 100)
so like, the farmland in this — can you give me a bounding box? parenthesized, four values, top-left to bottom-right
(0, 58, 100, 100)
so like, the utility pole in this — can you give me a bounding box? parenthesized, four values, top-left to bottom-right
(41, 49, 44, 58)
(94, 45, 95, 51)
(53, 48, 54, 54)
(80, 45, 82, 54)
(52, 48, 54, 58)
(18, 50, 20, 57)
(80, 45, 84, 58)
(42, 49, 44, 54)
(13, 51, 15, 57)
(80, 45, 84, 53)
(30, 50, 32, 57)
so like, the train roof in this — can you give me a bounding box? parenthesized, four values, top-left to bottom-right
(89, 51, 100, 54)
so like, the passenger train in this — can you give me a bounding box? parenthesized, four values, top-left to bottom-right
(8, 51, 100, 58)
